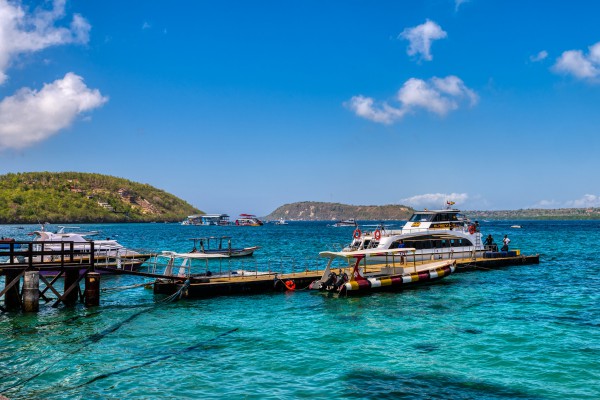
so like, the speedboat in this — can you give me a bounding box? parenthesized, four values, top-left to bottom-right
(332, 218, 357, 227)
(274, 218, 288, 225)
(344, 208, 488, 262)
(189, 236, 259, 257)
(235, 214, 263, 226)
(28, 226, 151, 271)
(309, 248, 455, 295)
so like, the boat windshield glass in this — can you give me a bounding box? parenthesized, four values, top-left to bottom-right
(409, 214, 433, 222)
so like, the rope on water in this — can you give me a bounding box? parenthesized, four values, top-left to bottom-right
(160, 278, 191, 303)
(101, 282, 152, 292)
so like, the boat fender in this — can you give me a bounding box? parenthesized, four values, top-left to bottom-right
(374, 229, 381, 240)
(468, 225, 476, 234)
(353, 228, 362, 239)
(284, 280, 296, 291)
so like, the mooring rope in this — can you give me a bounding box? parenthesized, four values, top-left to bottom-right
(100, 282, 152, 292)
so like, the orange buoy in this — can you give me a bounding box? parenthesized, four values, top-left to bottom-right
(284, 280, 296, 290)
(353, 228, 362, 239)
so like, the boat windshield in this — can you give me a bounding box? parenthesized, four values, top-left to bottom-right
(409, 213, 433, 222)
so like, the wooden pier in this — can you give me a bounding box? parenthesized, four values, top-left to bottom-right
(1, 241, 540, 309)
(0, 241, 147, 312)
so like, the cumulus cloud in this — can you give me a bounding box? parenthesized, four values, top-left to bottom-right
(530, 50, 548, 62)
(0, 72, 108, 149)
(400, 193, 469, 209)
(533, 195, 600, 208)
(345, 75, 478, 124)
(552, 42, 600, 80)
(0, 0, 90, 84)
(399, 19, 447, 61)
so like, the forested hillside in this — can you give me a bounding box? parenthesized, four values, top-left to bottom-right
(0, 172, 201, 223)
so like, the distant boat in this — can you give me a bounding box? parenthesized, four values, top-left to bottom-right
(235, 214, 264, 226)
(182, 214, 230, 226)
(274, 218, 288, 225)
(331, 218, 357, 227)
(511, 225, 522, 229)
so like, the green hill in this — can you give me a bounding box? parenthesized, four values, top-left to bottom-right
(0, 172, 202, 223)
(264, 201, 414, 221)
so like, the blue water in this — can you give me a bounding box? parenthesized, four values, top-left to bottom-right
(0, 221, 598, 399)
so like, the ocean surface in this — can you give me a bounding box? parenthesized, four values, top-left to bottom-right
(0, 220, 598, 399)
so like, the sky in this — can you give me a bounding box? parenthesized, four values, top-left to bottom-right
(1, 0, 600, 216)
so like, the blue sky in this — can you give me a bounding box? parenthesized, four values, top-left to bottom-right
(1, 0, 600, 216)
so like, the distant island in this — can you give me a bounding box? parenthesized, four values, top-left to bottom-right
(264, 201, 600, 221)
(0, 172, 201, 223)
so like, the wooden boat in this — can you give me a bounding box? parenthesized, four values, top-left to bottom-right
(309, 248, 455, 295)
(189, 236, 259, 257)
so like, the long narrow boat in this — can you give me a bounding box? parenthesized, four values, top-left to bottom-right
(309, 248, 455, 296)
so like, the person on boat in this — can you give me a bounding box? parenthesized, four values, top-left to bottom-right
(484, 235, 497, 251)
(501, 235, 510, 251)
(397, 240, 405, 248)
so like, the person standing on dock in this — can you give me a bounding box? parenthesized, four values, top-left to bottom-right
(501, 235, 510, 251)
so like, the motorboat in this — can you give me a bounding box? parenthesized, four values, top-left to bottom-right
(309, 248, 455, 295)
(274, 218, 288, 225)
(189, 236, 259, 257)
(511, 225, 522, 229)
(331, 218, 357, 227)
(181, 214, 230, 226)
(344, 207, 488, 262)
(235, 214, 263, 226)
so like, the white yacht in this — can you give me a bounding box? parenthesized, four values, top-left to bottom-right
(344, 208, 487, 262)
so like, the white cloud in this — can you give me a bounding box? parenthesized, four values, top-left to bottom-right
(346, 75, 477, 124)
(399, 19, 447, 61)
(142, 21, 151, 30)
(0, 72, 108, 149)
(400, 193, 469, 209)
(455, 0, 469, 12)
(533, 195, 600, 208)
(530, 50, 548, 62)
(0, 0, 90, 84)
(552, 42, 600, 80)
(565, 194, 600, 208)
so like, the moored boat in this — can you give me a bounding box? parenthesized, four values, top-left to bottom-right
(181, 214, 231, 226)
(235, 214, 263, 226)
(309, 248, 455, 295)
(189, 236, 260, 257)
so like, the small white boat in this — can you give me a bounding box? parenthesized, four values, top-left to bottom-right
(189, 236, 259, 257)
(181, 214, 230, 226)
(274, 218, 288, 225)
(331, 218, 357, 227)
(510, 225, 522, 229)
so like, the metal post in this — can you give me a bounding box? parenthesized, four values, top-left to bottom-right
(22, 271, 40, 312)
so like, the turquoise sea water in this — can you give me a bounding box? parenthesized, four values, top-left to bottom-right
(0, 221, 598, 399)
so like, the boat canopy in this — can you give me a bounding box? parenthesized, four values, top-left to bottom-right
(319, 248, 416, 259)
(160, 251, 229, 259)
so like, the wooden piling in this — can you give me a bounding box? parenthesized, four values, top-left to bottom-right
(63, 269, 80, 306)
(84, 272, 100, 307)
(4, 270, 21, 310)
(22, 271, 40, 312)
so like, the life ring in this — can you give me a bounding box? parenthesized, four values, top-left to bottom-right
(468, 225, 476, 234)
(353, 228, 362, 239)
(374, 229, 381, 240)
(284, 280, 296, 291)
